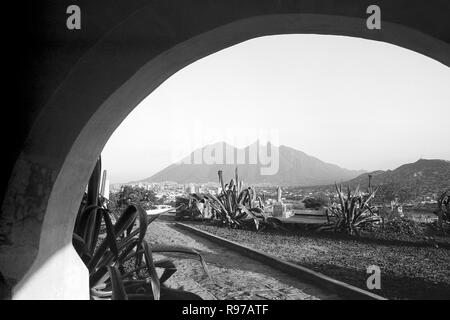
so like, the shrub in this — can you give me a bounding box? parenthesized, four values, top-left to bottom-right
(383, 217, 425, 237)
(110, 185, 158, 212)
(175, 194, 211, 220)
(303, 196, 328, 209)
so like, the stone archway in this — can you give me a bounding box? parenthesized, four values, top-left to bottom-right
(1, 1, 449, 299)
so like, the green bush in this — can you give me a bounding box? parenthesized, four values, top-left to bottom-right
(383, 217, 425, 237)
(303, 196, 328, 209)
(110, 185, 158, 212)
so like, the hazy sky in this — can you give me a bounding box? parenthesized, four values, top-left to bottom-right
(102, 34, 450, 184)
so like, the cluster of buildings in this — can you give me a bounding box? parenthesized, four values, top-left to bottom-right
(110, 179, 441, 223)
(110, 181, 222, 204)
(185, 182, 222, 196)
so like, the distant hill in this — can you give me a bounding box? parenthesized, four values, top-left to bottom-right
(133, 142, 365, 186)
(346, 159, 450, 201)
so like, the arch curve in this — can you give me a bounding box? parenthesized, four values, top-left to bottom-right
(1, 3, 449, 299)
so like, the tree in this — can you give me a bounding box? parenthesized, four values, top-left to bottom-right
(113, 186, 158, 211)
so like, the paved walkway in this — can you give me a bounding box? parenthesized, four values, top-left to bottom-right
(145, 218, 339, 300)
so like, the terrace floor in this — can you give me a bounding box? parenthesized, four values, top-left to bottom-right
(145, 215, 339, 300)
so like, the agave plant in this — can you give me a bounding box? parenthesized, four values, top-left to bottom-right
(174, 196, 195, 220)
(175, 194, 212, 220)
(73, 156, 211, 300)
(321, 184, 383, 236)
(201, 168, 281, 231)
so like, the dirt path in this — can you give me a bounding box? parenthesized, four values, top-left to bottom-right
(145, 217, 339, 300)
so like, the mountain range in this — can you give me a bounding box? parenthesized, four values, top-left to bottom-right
(133, 142, 366, 186)
(346, 159, 450, 199)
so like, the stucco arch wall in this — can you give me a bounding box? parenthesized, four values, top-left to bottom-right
(1, 5, 449, 299)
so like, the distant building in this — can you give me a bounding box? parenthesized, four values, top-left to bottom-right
(103, 180, 110, 200)
(187, 183, 196, 194)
